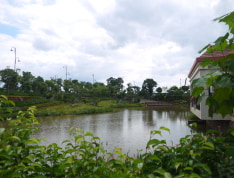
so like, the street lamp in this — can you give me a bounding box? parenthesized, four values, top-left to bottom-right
(10, 47, 17, 71)
(63, 65, 68, 80)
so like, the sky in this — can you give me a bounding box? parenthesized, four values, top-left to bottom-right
(0, 0, 233, 89)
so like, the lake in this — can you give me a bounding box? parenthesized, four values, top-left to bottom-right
(34, 107, 200, 156)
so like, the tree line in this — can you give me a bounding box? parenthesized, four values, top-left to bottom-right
(0, 68, 189, 102)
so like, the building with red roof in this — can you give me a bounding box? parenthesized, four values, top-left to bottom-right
(188, 49, 234, 120)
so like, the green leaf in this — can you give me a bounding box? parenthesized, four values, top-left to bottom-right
(213, 88, 232, 101)
(146, 155, 161, 161)
(147, 139, 162, 147)
(10, 136, 21, 141)
(175, 162, 183, 170)
(84, 131, 93, 137)
(215, 11, 234, 34)
(137, 162, 143, 170)
(150, 130, 162, 136)
(194, 163, 211, 175)
(197, 92, 205, 105)
(154, 168, 172, 178)
(198, 44, 210, 54)
(184, 167, 193, 171)
(0, 128, 5, 135)
(75, 135, 83, 143)
(159, 126, 170, 133)
(25, 137, 41, 144)
(201, 58, 211, 67)
(204, 142, 214, 150)
(158, 145, 168, 152)
(206, 129, 220, 135)
(192, 86, 204, 98)
(226, 55, 234, 71)
(214, 33, 229, 45)
(93, 136, 100, 140)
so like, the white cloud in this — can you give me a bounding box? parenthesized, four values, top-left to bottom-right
(0, 0, 233, 88)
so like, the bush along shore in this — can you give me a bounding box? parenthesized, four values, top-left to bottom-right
(0, 97, 145, 118)
(35, 100, 144, 117)
(0, 96, 234, 177)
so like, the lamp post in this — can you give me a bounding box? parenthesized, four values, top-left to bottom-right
(10, 47, 17, 71)
(63, 65, 68, 80)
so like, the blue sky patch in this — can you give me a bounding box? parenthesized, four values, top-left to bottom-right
(0, 23, 19, 37)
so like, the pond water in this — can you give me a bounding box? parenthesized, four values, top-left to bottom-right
(34, 107, 198, 156)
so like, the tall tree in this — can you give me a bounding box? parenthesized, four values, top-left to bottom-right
(106, 77, 124, 98)
(126, 83, 140, 99)
(0, 68, 19, 92)
(20, 71, 35, 93)
(32, 76, 48, 95)
(141, 78, 157, 98)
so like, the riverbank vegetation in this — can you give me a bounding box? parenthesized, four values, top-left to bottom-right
(0, 64, 190, 118)
(0, 96, 233, 177)
(35, 100, 143, 117)
(0, 68, 190, 108)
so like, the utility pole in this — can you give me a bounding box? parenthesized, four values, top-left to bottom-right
(63, 66, 68, 80)
(10, 47, 17, 71)
(92, 74, 95, 84)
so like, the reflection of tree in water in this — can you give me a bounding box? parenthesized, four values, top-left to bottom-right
(152, 107, 189, 120)
(142, 107, 190, 126)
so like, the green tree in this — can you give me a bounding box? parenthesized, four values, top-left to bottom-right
(91, 82, 108, 98)
(0, 68, 19, 92)
(125, 83, 140, 100)
(63, 79, 72, 93)
(141, 78, 157, 98)
(192, 11, 234, 117)
(167, 85, 179, 94)
(156, 87, 162, 93)
(106, 77, 124, 98)
(180, 85, 189, 93)
(19, 71, 35, 93)
(32, 76, 48, 95)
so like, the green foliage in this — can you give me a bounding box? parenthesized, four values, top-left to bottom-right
(192, 11, 234, 117)
(14, 98, 50, 107)
(1, 96, 234, 177)
(141, 78, 157, 98)
(188, 113, 200, 120)
(0, 68, 19, 91)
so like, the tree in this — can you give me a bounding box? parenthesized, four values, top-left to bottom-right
(156, 87, 162, 93)
(141, 78, 157, 98)
(0, 68, 19, 92)
(20, 71, 35, 93)
(32, 76, 48, 95)
(192, 11, 234, 117)
(63, 79, 72, 93)
(167, 86, 179, 95)
(125, 83, 140, 100)
(180, 86, 189, 93)
(91, 82, 108, 98)
(106, 77, 124, 98)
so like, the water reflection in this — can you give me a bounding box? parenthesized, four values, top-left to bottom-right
(33, 108, 192, 156)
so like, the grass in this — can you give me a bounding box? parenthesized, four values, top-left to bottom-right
(35, 100, 144, 117)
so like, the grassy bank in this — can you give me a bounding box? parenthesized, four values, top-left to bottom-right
(35, 100, 144, 117)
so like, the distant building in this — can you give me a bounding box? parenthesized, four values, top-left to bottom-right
(188, 50, 234, 120)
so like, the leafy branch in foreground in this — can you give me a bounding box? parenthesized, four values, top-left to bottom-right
(192, 11, 234, 117)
